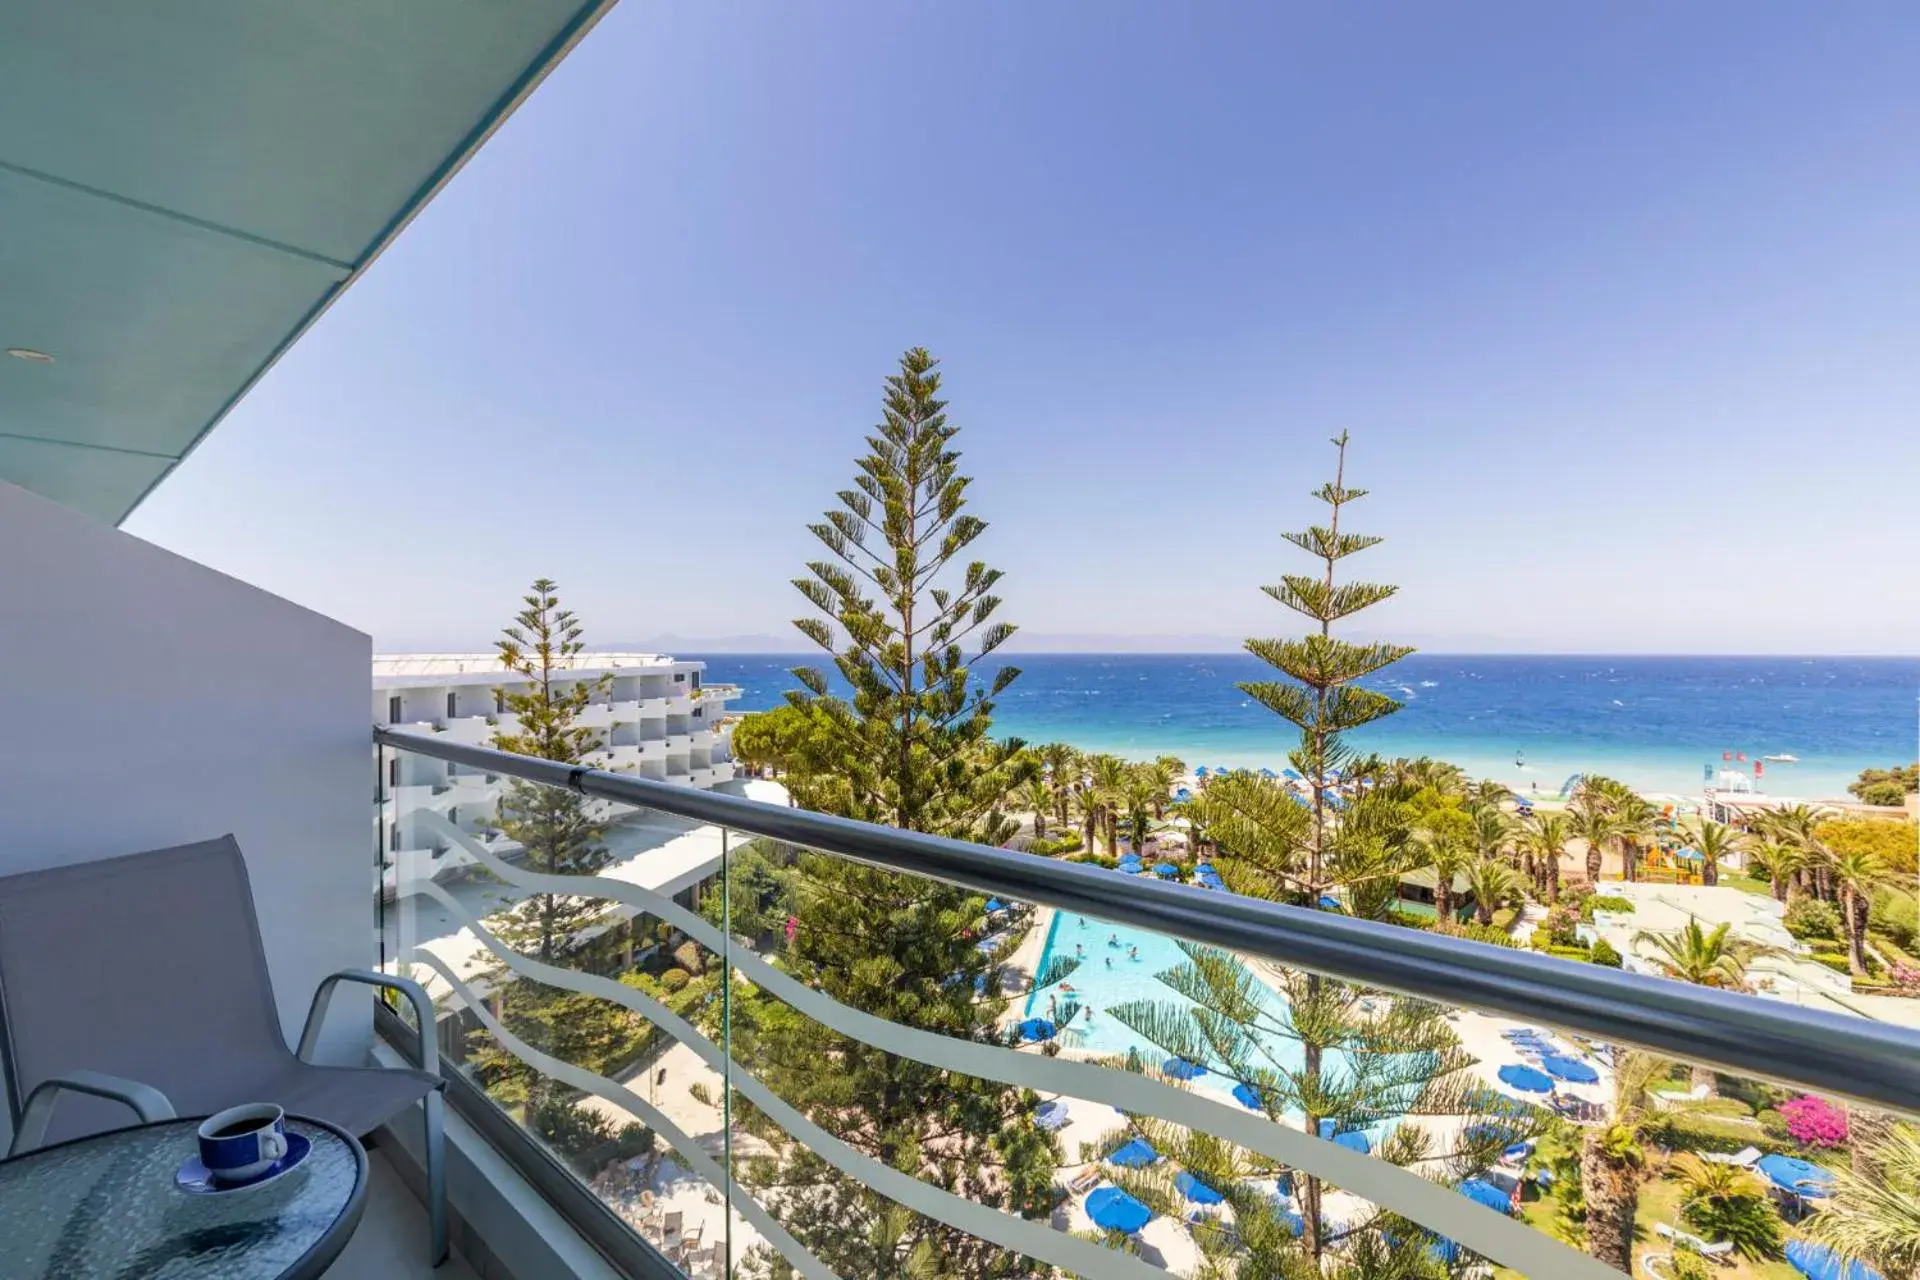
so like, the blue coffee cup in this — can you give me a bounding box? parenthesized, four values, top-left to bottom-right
(198, 1103, 288, 1183)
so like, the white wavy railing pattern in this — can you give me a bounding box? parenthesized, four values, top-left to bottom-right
(406, 836, 1619, 1280)
(410, 950, 835, 1280)
(413, 881, 1170, 1280)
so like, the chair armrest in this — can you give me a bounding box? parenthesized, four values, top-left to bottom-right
(299, 968, 439, 1078)
(9, 1070, 177, 1156)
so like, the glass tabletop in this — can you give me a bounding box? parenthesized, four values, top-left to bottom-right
(0, 1117, 365, 1280)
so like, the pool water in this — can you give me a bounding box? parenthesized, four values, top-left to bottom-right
(1023, 909, 1308, 1104)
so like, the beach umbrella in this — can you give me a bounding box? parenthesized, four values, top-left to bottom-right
(1216, 765, 1231, 775)
(984, 898, 1006, 914)
(1035, 1100, 1070, 1131)
(1275, 1171, 1293, 1197)
(1162, 1057, 1207, 1080)
(1151, 862, 1179, 878)
(1175, 1170, 1225, 1205)
(1194, 767, 1209, 779)
(1541, 1055, 1599, 1084)
(1459, 1179, 1513, 1214)
(1086, 1186, 1153, 1234)
(1259, 767, 1278, 779)
(1333, 1130, 1371, 1154)
(1758, 1154, 1836, 1198)
(1499, 1027, 1541, 1039)
(1276, 1208, 1306, 1237)
(1282, 768, 1303, 781)
(1194, 862, 1216, 874)
(1174, 788, 1191, 801)
(1317, 895, 1344, 911)
(1497, 1063, 1553, 1094)
(1015, 1017, 1056, 1043)
(1106, 1137, 1159, 1168)
(1786, 1241, 1884, 1280)
(1232, 1082, 1265, 1111)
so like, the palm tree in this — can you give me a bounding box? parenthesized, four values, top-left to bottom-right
(1831, 850, 1890, 976)
(1634, 919, 1782, 1095)
(1122, 768, 1157, 856)
(1808, 1121, 1920, 1280)
(1523, 812, 1572, 904)
(1464, 858, 1519, 927)
(1415, 825, 1474, 924)
(1019, 776, 1053, 841)
(1748, 838, 1806, 904)
(1681, 818, 1743, 889)
(1633, 919, 1779, 991)
(1039, 742, 1079, 829)
(1582, 1051, 1666, 1270)
(1471, 803, 1514, 862)
(1148, 755, 1185, 818)
(1075, 782, 1105, 856)
(1090, 754, 1131, 853)
(1612, 794, 1658, 883)
(1567, 802, 1622, 888)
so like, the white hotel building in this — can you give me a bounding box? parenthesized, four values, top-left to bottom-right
(374, 653, 738, 886)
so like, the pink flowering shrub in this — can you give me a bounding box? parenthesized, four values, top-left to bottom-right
(1890, 962, 1920, 991)
(1779, 1095, 1849, 1148)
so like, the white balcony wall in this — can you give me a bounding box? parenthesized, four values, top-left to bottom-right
(0, 480, 372, 1137)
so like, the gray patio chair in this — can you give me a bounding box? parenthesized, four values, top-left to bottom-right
(0, 835, 447, 1265)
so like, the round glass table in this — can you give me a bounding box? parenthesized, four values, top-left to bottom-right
(0, 1116, 366, 1280)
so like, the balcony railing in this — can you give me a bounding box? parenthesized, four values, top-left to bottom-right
(374, 726, 1920, 1279)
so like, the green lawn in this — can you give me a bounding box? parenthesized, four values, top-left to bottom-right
(1720, 872, 1778, 898)
(1492, 1169, 1801, 1280)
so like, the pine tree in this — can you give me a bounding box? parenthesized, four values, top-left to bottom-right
(731, 349, 1054, 1277)
(471, 580, 628, 1122)
(1116, 437, 1543, 1271)
(488, 578, 615, 960)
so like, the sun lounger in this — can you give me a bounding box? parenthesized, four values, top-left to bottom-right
(1656, 1222, 1736, 1260)
(1069, 1168, 1104, 1194)
(1700, 1146, 1761, 1168)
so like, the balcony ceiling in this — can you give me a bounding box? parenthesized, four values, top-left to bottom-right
(0, 0, 614, 524)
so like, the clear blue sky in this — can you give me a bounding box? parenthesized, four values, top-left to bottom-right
(126, 2, 1920, 654)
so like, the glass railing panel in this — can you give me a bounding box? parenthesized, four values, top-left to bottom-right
(375, 739, 732, 1275)
(704, 829, 1914, 1280)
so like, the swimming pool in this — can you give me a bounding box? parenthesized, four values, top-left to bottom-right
(1023, 908, 1308, 1104)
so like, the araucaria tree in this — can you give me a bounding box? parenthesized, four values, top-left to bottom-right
(474, 580, 632, 1122)
(730, 348, 1054, 1277)
(1116, 437, 1540, 1272)
(488, 579, 615, 961)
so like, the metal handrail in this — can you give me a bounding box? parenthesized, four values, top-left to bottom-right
(376, 726, 1920, 1116)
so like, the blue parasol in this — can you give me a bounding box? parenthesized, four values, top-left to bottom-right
(1459, 1179, 1513, 1213)
(1106, 1137, 1158, 1168)
(1758, 1154, 1836, 1198)
(1015, 1017, 1055, 1042)
(1151, 862, 1179, 878)
(1786, 1241, 1883, 1280)
(1035, 1099, 1070, 1130)
(1175, 1170, 1225, 1205)
(1497, 1063, 1553, 1093)
(1540, 1054, 1599, 1083)
(1086, 1186, 1153, 1234)
(984, 898, 1005, 914)
(1232, 1082, 1265, 1111)
(1162, 1057, 1207, 1080)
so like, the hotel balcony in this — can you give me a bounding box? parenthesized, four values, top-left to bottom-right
(5, 3, 1915, 1279)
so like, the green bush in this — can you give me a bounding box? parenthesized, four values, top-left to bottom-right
(1544, 944, 1592, 962)
(1871, 889, 1917, 949)
(1029, 833, 1085, 857)
(1446, 922, 1520, 948)
(1680, 1189, 1784, 1260)
(1670, 1246, 1714, 1280)
(1589, 938, 1624, 967)
(1491, 906, 1520, 932)
(1784, 898, 1843, 942)
(660, 968, 691, 993)
(1810, 952, 1852, 975)
(1756, 1109, 1789, 1142)
(1581, 894, 1635, 920)
(1650, 1111, 1785, 1157)
(1387, 908, 1433, 930)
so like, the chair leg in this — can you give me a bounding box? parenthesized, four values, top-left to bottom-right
(425, 1089, 448, 1266)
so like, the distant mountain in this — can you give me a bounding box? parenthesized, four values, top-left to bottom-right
(598, 633, 794, 654)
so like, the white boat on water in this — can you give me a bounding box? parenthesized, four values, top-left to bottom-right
(1763, 753, 1799, 764)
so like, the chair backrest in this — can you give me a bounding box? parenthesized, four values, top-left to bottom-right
(0, 836, 293, 1142)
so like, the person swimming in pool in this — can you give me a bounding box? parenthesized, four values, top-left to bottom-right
(1109, 933, 1119, 946)
(1105, 956, 1112, 969)
(1128, 945, 1139, 961)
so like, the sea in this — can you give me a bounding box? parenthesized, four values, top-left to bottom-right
(701, 654, 1919, 801)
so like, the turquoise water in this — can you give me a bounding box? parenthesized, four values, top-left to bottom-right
(709, 653, 1919, 797)
(1022, 907, 1305, 1104)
